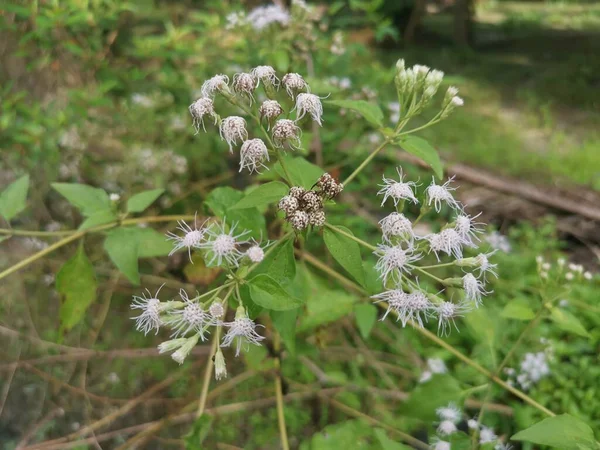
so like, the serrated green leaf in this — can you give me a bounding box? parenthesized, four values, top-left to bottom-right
(78, 210, 118, 230)
(326, 99, 384, 128)
(251, 238, 296, 286)
(104, 228, 140, 285)
(511, 414, 596, 449)
(52, 183, 111, 217)
(126, 188, 164, 213)
(184, 414, 213, 449)
(57, 244, 97, 333)
(271, 308, 298, 355)
(273, 155, 324, 189)
(501, 299, 535, 321)
(354, 303, 377, 339)
(397, 136, 444, 179)
(400, 375, 462, 421)
(0, 175, 29, 221)
(248, 274, 304, 311)
(374, 429, 411, 450)
(550, 308, 590, 338)
(323, 225, 366, 287)
(231, 181, 289, 210)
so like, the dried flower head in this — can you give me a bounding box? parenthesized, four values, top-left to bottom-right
(295, 93, 324, 125)
(233, 72, 257, 101)
(374, 244, 421, 284)
(200, 221, 249, 267)
(220, 116, 248, 152)
(221, 306, 265, 356)
(300, 190, 323, 212)
(201, 74, 230, 98)
(308, 210, 326, 227)
(239, 138, 269, 173)
(166, 289, 212, 339)
(282, 73, 309, 98)
(378, 167, 419, 206)
(189, 97, 217, 133)
(317, 173, 343, 199)
(278, 195, 299, 215)
(259, 100, 284, 124)
(426, 177, 462, 212)
(251, 65, 280, 88)
(166, 216, 208, 262)
(272, 119, 302, 149)
(379, 212, 415, 244)
(131, 285, 165, 335)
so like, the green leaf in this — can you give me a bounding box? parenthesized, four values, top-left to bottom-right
(78, 210, 118, 230)
(354, 303, 377, 339)
(251, 238, 296, 286)
(271, 309, 298, 355)
(501, 299, 535, 321)
(204, 187, 266, 239)
(52, 183, 112, 217)
(397, 136, 444, 179)
(126, 188, 164, 213)
(0, 175, 29, 221)
(301, 420, 374, 450)
(511, 414, 597, 449)
(550, 308, 590, 338)
(400, 375, 462, 421)
(374, 429, 411, 450)
(184, 414, 213, 449)
(273, 155, 324, 189)
(135, 227, 173, 258)
(57, 244, 97, 333)
(248, 274, 304, 311)
(323, 225, 366, 287)
(104, 228, 140, 285)
(326, 99, 384, 128)
(231, 181, 289, 210)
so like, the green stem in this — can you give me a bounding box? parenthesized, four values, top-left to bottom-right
(418, 262, 456, 270)
(342, 138, 392, 186)
(324, 223, 377, 252)
(273, 333, 290, 450)
(0, 228, 74, 237)
(410, 266, 445, 284)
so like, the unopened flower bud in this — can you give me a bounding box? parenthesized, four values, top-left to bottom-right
(300, 190, 322, 212)
(308, 210, 326, 227)
(289, 186, 306, 199)
(278, 195, 299, 215)
(214, 348, 227, 380)
(209, 301, 225, 319)
(170, 334, 200, 364)
(289, 210, 309, 231)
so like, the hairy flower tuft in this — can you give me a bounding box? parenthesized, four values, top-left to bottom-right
(220, 116, 248, 152)
(221, 306, 265, 356)
(200, 221, 250, 267)
(426, 176, 462, 212)
(374, 244, 421, 284)
(463, 273, 490, 306)
(294, 93, 325, 125)
(165, 289, 212, 339)
(379, 212, 415, 244)
(233, 72, 257, 101)
(131, 285, 165, 335)
(209, 302, 225, 319)
(272, 119, 301, 148)
(259, 100, 284, 125)
(282, 73, 309, 98)
(201, 74, 229, 98)
(251, 65, 280, 88)
(189, 97, 217, 133)
(436, 301, 471, 335)
(378, 167, 419, 206)
(239, 138, 269, 173)
(426, 228, 465, 260)
(166, 216, 208, 262)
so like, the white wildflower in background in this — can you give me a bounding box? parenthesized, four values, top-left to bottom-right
(374, 244, 421, 284)
(131, 93, 154, 108)
(387, 102, 400, 123)
(480, 426, 498, 444)
(165, 289, 212, 339)
(246, 4, 290, 30)
(220, 116, 248, 152)
(189, 97, 217, 133)
(166, 216, 208, 261)
(239, 138, 270, 173)
(426, 177, 462, 212)
(200, 221, 250, 267)
(420, 357, 448, 383)
(226, 11, 246, 29)
(282, 73, 309, 98)
(379, 212, 415, 243)
(201, 74, 230, 98)
(131, 286, 165, 335)
(272, 119, 302, 148)
(463, 273, 489, 306)
(221, 305, 265, 356)
(330, 30, 346, 55)
(436, 403, 462, 423)
(517, 352, 550, 390)
(437, 420, 457, 436)
(485, 230, 512, 253)
(109, 193, 120, 202)
(377, 167, 419, 206)
(294, 93, 325, 125)
(432, 439, 451, 450)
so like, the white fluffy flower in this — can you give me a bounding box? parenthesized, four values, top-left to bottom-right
(166, 216, 208, 262)
(467, 418, 479, 430)
(165, 289, 213, 339)
(209, 302, 225, 319)
(455, 212, 483, 246)
(272, 119, 302, 148)
(432, 439, 451, 450)
(131, 286, 165, 335)
(239, 138, 270, 173)
(379, 212, 415, 244)
(374, 244, 421, 284)
(221, 306, 265, 356)
(426, 177, 462, 212)
(463, 273, 490, 306)
(201, 74, 229, 98)
(220, 116, 248, 152)
(294, 93, 325, 125)
(246, 243, 265, 263)
(436, 403, 462, 423)
(200, 221, 250, 267)
(437, 420, 457, 436)
(246, 4, 290, 30)
(252, 65, 280, 88)
(436, 301, 471, 335)
(479, 426, 498, 444)
(189, 97, 217, 133)
(427, 229, 465, 260)
(377, 167, 419, 206)
(475, 251, 498, 279)
(282, 73, 309, 98)
(485, 231, 512, 253)
(451, 96, 464, 107)
(518, 352, 550, 388)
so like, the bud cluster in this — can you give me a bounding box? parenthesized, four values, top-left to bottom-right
(372, 166, 497, 335)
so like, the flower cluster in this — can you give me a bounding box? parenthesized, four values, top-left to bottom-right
(432, 403, 512, 450)
(372, 167, 496, 335)
(419, 358, 448, 383)
(536, 255, 594, 281)
(504, 351, 551, 391)
(278, 173, 343, 231)
(189, 66, 326, 173)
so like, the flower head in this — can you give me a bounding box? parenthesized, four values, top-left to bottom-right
(246, 239, 269, 263)
(426, 176, 462, 212)
(131, 285, 165, 335)
(436, 300, 471, 335)
(317, 173, 344, 199)
(233, 72, 257, 101)
(372, 289, 431, 327)
(426, 229, 465, 260)
(200, 221, 250, 267)
(455, 212, 483, 246)
(239, 138, 269, 173)
(432, 439, 451, 450)
(272, 119, 301, 148)
(251, 66, 280, 88)
(220, 116, 248, 152)
(189, 97, 217, 133)
(475, 251, 498, 279)
(308, 210, 326, 227)
(166, 215, 209, 262)
(379, 212, 415, 244)
(201, 74, 230, 98)
(294, 93, 325, 125)
(278, 195, 299, 215)
(479, 426, 498, 444)
(289, 210, 309, 231)
(282, 73, 309, 98)
(259, 100, 284, 125)
(209, 301, 225, 319)
(463, 273, 490, 306)
(221, 305, 265, 356)
(246, 4, 290, 30)
(377, 167, 419, 206)
(165, 289, 213, 339)
(436, 403, 462, 423)
(374, 244, 421, 284)
(437, 420, 458, 436)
